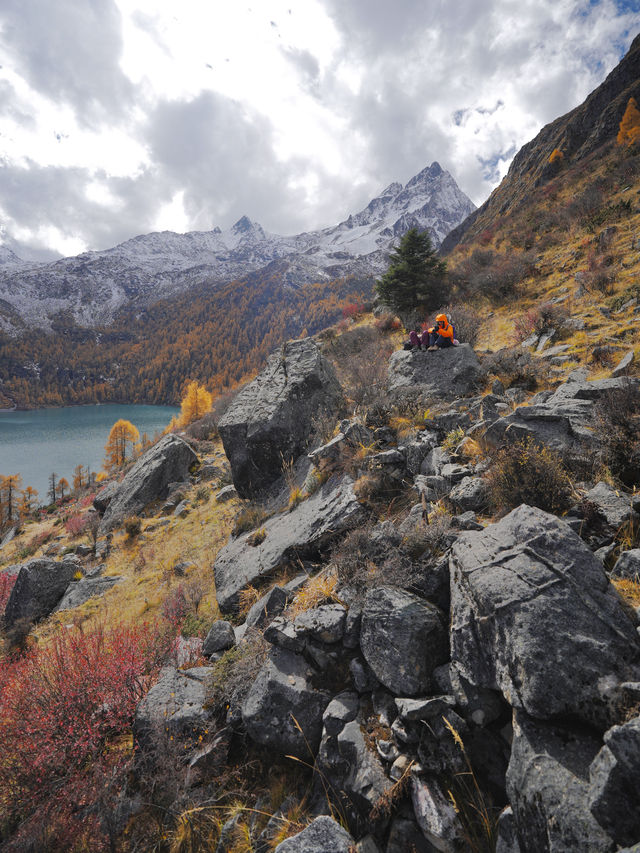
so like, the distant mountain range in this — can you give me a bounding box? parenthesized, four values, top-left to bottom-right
(0, 162, 474, 333)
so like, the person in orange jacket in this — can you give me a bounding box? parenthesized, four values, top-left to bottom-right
(426, 313, 456, 350)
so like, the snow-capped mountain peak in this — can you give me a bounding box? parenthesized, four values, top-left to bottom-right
(0, 162, 475, 332)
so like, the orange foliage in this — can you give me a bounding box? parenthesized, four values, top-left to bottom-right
(617, 97, 640, 147)
(0, 270, 369, 408)
(548, 148, 564, 164)
(103, 419, 139, 471)
(179, 379, 212, 427)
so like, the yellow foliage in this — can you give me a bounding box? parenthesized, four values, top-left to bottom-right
(617, 97, 640, 147)
(179, 380, 213, 427)
(289, 571, 341, 617)
(613, 576, 640, 608)
(103, 419, 140, 471)
(548, 148, 564, 164)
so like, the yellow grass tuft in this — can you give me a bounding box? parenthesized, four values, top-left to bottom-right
(288, 570, 341, 617)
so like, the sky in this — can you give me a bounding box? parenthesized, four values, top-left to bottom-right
(1, 1, 639, 261)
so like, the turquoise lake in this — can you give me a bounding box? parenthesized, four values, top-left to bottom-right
(0, 404, 179, 503)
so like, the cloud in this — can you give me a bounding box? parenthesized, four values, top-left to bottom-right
(0, 0, 639, 258)
(0, 0, 134, 127)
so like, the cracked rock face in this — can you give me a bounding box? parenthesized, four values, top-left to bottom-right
(218, 338, 345, 498)
(507, 711, 615, 853)
(214, 474, 365, 612)
(450, 504, 640, 730)
(360, 586, 449, 697)
(387, 344, 485, 401)
(99, 434, 198, 533)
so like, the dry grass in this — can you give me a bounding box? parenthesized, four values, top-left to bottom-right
(288, 570, 342, 617)
(30, 457, 237, 642)
(612, 577, 640, 607)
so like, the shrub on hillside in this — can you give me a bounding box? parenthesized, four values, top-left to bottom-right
(0, 621, 173, 850)
(483, 347, 549, 390)
(486, 438, 573, 514)
(593, 382, 640, 487)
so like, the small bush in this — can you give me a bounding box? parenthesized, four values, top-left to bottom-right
(232, 505, 269, 537)
(483, 347, 549, 391)
(593, 382, 640, 486)
(206, 632, 267, 713)
(195, 485, 210, 503)
(486, 438, 573, 514)
(247, 527, 267, 547)
(374, 313, 402, 332)
(442, 426, 466, 454)
(64, 514, 88, 537)
(123, 516, 142, 539)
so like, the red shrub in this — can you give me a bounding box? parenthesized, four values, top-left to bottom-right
(64, 514, 88, 537)
(342, 301, 365, 320)
(0, 572, 16, 615)
(0, 621, 174, 849)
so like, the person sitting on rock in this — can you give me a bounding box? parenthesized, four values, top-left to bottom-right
(407, 324, 430, 350)
(426, 313, 458, 350)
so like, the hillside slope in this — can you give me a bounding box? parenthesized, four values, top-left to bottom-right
(442, 31, 640, 253)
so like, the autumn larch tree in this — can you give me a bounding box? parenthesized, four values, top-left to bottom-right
(19, 486, 39, 518)
(48, 472, 58, 505)
(179, 380, 213, 427)
(58, 478, 70, 500)
(375, 228, 447, 327)
(103, 419, 140, 472)
(0, 475, 23, 532)
(618, 97, 640, 147)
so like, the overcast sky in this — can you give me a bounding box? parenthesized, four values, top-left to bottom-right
(1, 1, 639, 261)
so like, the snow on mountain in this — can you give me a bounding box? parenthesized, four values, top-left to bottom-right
(0, 162, 475, 332)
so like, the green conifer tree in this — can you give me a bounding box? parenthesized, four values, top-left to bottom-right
(375, 228, 447, 321)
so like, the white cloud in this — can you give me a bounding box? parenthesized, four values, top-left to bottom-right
(0, 0, 638, 257)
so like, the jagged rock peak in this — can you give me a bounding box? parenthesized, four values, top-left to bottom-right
(232, 215, 260, 233)
(405, 161, 444, 188)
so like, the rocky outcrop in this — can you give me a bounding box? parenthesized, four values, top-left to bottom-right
(388, 344, 484, 400)
(241, 648, 330, 758)
(55, 575, 122, 611)
(202, 620, 236, 656)
(483, 371, 639, 455)
(134, 666, 214, 748)
(360, 586, 448, 696)
(589, 714, 640, 846)
(218, 339, 344, 498)
(214, 474, 365, 612)
(273, 816, 354, 852)
(4, 558, 78, 627)
(450, 504, 640, 730)
(99, 435, 198, 532)
(507, 712, 615, 853)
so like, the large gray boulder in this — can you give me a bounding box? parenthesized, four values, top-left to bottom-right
(360, 586, 448, 696)
(241, 648, 330, 758)
(273, 816, 354, 853)
(507, 711, 615, 853)
(214, 475, 365, 612)
(55, 575, 122, 611)
(316, 717, 392, 824)
(450, 504, 640, 730)
(589, 714, 640, 846)
(388, 343, 484, 400)
(483, 371, 639, 455)
(4, 558, 78, 627)
(99, 435, 198, 532)
(134, 666, 214, 749)
(218, 338, 344, 498)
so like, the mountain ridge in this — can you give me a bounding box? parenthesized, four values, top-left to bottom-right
(442, 32, 640, 253)
(0, 162, 474, 333)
